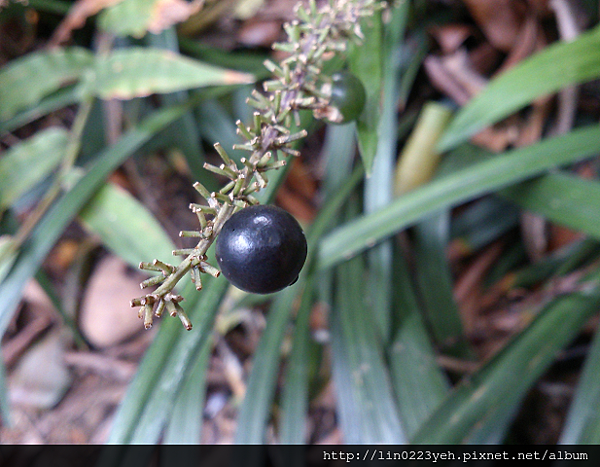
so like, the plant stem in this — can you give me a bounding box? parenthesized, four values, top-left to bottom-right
(132, 0, 385, 329)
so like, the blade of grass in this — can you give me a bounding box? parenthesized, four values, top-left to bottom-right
(395, 102, 464, 357)
(277, 125, 359, 445)
(234, 283, 301, 444)
(450, 196, 520, 255)
(398, 31, 428, 109)
(178, 37, 269, 77)
(395, 102, 453, 195)
(0, 127, 68, 213)
(277, 276, 314, 445)
(413, 211, 471, 357)
(0, 47, 93, 120)
(349, 11, 383, 175)
(0, 86, 81, 135)
(320, 124, 357, 195)
(148, 28, 212, 190)
(278, 165, 365, 444)
(559, 321, 600, 444)
(162, 326, 212, 444)
(330, 247, 406, 443)
(361, 1, 409, 342)
(78, 182, 175, 268)
(110, 273, 227, 444)
(390, 244, 450, 440)
(438, 25, 600, 152)
(501, 171, 600, 240)
(318, 125, 600, 270)
(91, 48, 253, 100)
(412, 289, 600, 443)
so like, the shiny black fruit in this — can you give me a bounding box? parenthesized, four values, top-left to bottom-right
(328, 71, 366, 124)
(215, 205, 307, 294)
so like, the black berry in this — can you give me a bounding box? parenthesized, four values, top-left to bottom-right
(327, 71, 366, 124)
(215, 205, 307, 294)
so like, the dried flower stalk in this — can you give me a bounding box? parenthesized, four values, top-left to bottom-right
(131, 0, 385, 329)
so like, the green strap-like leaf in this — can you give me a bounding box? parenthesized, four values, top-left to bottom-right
(78, 182, 175, 268)
(560, 321, 600, 444)
(501, 171, 600, 240)
(349, 11, 383, 175)
(330, 250, 406, 444)
(438, 26, 600, 152)
(278, 278, 314, 445)
(162, 337, 211, 444)
(0, 86, 82, 136)
(234, 284, 300, 444)
(0, 48, 93, 121)
(317, 125, 600, 270)
(0, 128, 68, 212)
(389, 247, 450, 440)
(124, 276, 227, 444)
(361, 2, 410, 342)
(278, 164, 365, 444)
(413, 211, 472, 357)
(412, 290, 600, 444)
(91, 48, 253, 100)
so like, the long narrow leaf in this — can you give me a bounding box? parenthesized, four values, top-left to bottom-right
(318, 125, 600, 270)
(412, 290, 600, 443)
(91, 48, 254, 100)
(149, 28, 213, 191)
(162, 332, 211, 444)
(390, 246, 450, 440)
(99, 0, 195, 38)
(360, 2, 409, 342)
(560, 321, 600, 444)
(413, 211, 471, 357)
(0, 86, 81, 135)
(349, 11, 383, 175)
(108, 273, 226, 444)
(278, 278, 314, 445)
(278, 165, 365, 444)
(0, 48, 92, 120)
(438, 26, 600, 151)
(78, 182, 175, 268)
(234, 284, 300, 444)
(0, 128, 68, 212)
(501, 171, 600, 240)
(330, 251, 406, 443)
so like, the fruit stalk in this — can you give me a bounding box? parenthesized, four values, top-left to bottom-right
(131, 0, 385, 329)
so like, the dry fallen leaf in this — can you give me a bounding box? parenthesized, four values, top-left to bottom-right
(237, 19, 282, 47)
(9, 330, 72, 410)
(147, 0, 204, 35)
(79, 255, 145, 348)
(49, 0, 125, 47)
(462, 0, 526, 52)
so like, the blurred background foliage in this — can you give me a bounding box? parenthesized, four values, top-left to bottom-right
(1, 0, 600, 446)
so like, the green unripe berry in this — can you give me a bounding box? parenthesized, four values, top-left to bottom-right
(326, 71, 366, 124)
